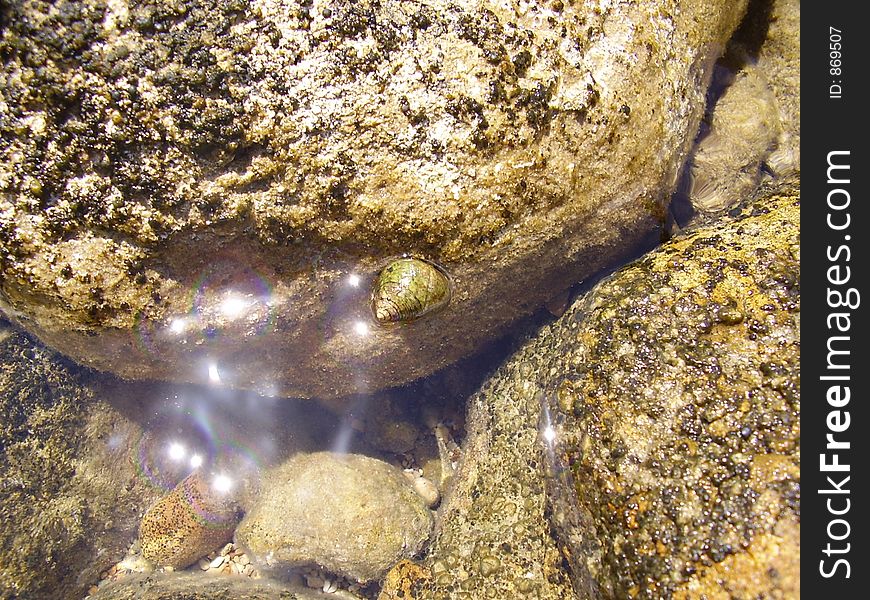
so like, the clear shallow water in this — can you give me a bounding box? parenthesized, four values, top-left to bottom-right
(0, 0, 798, 597)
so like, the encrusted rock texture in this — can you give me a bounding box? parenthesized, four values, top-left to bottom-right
(0, 327, 162, 600)
(412, 176, 799, 599)
(1, 0, 746, 399)
(139, 471, 241, 570)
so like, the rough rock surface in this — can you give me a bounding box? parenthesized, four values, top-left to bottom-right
(139, 471, 242, 569)
(407, 177, 798, 599)
(0, 327, 161, 600)
(544, 177, 800, 599)
(235, 451, 433, 583)
(1, 0, 746, 399)
(88, 572, 328, 600)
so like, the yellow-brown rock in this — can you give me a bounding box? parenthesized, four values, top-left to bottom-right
(0, 0, 747, 399)
(139, 471, 240, 570)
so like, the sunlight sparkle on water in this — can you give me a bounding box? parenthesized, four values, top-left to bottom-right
(213, 474, 233, 494)
(208, 362, 222, 384)
(169, 317, 187, 335)
(220, 294, 250, 319)
(190, 454, 204, 469)
(353, 320, 370, 336)
(543, 425, 557, 444)
(347, 274, 361, 287)
(167, 442, 186, 461)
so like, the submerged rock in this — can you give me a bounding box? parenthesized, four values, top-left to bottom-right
(0, 328, 161, 600)
(686, 0, 800, 215)
(545, 177, 800, 598)
(235, 451, 433, 583)
(88, 572, 324, 600)
(0, 0, 746, 399)
(139, 471, 242, 570)
(415, 177, 799, 598)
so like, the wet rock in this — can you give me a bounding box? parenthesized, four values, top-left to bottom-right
(544, 177, 800, 599)
(139, 471, 242, 570)
(0, 328, 161, 600)
(760, 0, 800, 176)
(687, 64, 781, 213)
(235, 451, 433, 583)
(412, 177, 799, 599)
(88, 572, 324, 600)
(685, 0, 800, 215)
(0, 0, 746, 399)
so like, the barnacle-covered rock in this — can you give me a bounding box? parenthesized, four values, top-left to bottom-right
(417, 177, 799, 599)
(139, 471, 241, 570)
(235, 451, 433, 583)
(371, 258, 451, 324)
(0, 0, 747, 399)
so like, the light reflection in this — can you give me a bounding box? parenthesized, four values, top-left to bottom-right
(543, 425, 557, 444)
(169, 317, 187, 335)
(167, 442, 186, 461)
(207, 362, 222, 384)
(353, 320, 370, 336)
(347, 274, 361, 287)
(190, 454, 204, 469)
(220, 294, 250, 319)
(213, 473, 233, 494)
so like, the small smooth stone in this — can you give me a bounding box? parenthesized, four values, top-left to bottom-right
(210, 555, 227, 570)
(198, 558, 210, 571)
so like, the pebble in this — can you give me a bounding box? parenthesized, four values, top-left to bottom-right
(84, 542, 261, 597)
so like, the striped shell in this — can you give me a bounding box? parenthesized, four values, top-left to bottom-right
(371, 258, 451, 324)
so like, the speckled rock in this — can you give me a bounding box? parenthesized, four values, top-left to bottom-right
(139, 471, 242, 570)
(88, 572, 325, 600)
(0, 327, 161, 600)
(0, 0, 746, 399)
(235, 451, 433, 583)
(410, 177, 799, 599)
(543, 177, 800, 599)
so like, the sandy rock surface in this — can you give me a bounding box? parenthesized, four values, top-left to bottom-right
(1, 0, 746, 399)
(235, 451, 433, 583)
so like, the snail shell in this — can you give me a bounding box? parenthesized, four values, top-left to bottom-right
(371, 257, 451, 324)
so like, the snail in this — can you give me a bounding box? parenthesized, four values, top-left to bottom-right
(370, 257, 451, 324)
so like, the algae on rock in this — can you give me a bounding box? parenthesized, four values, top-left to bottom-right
(0, 328, 161, 600)
(1, 0, 747, 399)
(413, 177, 799, 599)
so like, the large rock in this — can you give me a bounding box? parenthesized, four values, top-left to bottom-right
(409, 177, 799, 599)
(235, 451, 433, 583)
(0, 328, 161, 600)
(544, 177, 800, 598)
(0, 0, 746, 399)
